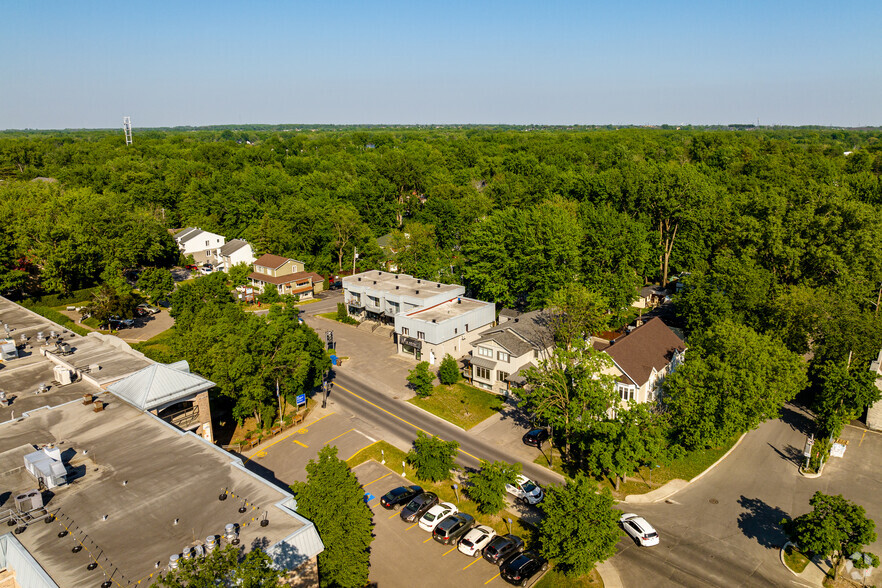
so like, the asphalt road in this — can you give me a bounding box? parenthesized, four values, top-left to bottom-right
(325, 369, 564, 488)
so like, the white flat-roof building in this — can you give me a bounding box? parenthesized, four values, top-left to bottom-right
(343, 271, 495, 364)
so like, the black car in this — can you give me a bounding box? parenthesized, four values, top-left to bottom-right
(522, 428, 549, 447)
(400, 491, 439, 522)
(379, 485, 423, 510)
(483, 534, 525, 565)
(432, 512, 475, 544)
(500, 551, 548, 586)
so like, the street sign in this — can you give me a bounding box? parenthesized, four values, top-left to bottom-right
(296, 394, 307, 406)
(803, 438, 814, 458)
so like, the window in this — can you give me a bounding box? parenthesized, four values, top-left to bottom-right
(478, 347, 493, 358)
(454, 328, 457, 334)
(497, 371, 509, 382)
(617, 384, 634, 402)
(465, 324, 469, 332)
(205, 240, 210, 247)
(417, 331, 425, 340)
(474, 366, 490, 380)
(401, 327, 409, 336)
(497, 351, 509, 362)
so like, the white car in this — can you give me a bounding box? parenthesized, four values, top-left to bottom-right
(458, 525, 497, 557)
(419, 502, 457, 532)
(620, 513, 660, 546)
(505, 474, 544, 505)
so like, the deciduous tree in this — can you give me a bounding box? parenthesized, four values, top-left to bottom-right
(407, 361, 435, 397)
(406, 431, 459, 482)
(466, 460, 521, 514)
(438, 354, 461, 386)
(153, 544, 282, 588)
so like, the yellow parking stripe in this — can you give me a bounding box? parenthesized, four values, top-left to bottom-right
(388, 512, 400, 519)
(443, 546, 458, 556)
(336, 384, 481, 461)
(423, 536, 434, 543)
(406, 523, 418, 531)
(484, 573, 500, 584)
(463, 557, 482, 570)
(292, 439, 309, 448)
(346, 440, 379, 461)
(325, 428, 355, 445)
(362, 472, 392, 488)
(241, 411, 334, 463)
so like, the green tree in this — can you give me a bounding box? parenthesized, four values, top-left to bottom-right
(138, 267, 175, 301)
(437, 354, 461, 386)
(521, 340, 617, 462)
(538, 475, 621, 575)
(407, 361, 436, 397)
(783, 491, 877, 580)
(406, 431, 459, 482)
(812, 361, 881, 437)
(228, 261, 252, 287)
(664, 320, 808, 450)
(260, 283, 280, 304)
(153, 544, 282, 588)
(290, 446, 373, 588)
(545, 284, 610, 349)
(466, 460, 521, 514)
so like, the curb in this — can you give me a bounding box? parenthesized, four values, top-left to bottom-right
(798, 460, 825, 478)
(625, 431, 748, 504)
(596, 559, 625, 588)
(780, 541, 800, 577)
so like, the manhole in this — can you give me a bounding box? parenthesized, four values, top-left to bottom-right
(709, 498, 719, 504)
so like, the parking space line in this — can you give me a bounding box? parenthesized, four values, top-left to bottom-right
(325, 428, 355, 445)
(484, 573, 500, 584)
(860, 430, 866, 446)
(463, 558, 482, 570)
(388, 512, 400, 519)
(292, 439, 309, 448)
(423, 536, 434, 543)
(443, 546, 457, 556)
(362, 472, 392, 488)
(242, 412, 335, 464)
(347, 440, 379, 461)
(336, 383, 481, 461)
(406, 523, 418, 531)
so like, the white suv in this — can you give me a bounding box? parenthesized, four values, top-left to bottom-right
(505, 474, 544, 505)
(620, 513, 660, 546)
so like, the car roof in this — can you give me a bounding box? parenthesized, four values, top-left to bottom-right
(515, 474, 532, 484)
(428, 501, 456, 512)
(625, 515, 655, 533)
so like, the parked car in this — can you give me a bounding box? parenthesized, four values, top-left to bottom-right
(620, 513, 659, 546)
(400, 491, 439, 522)
(505, 474, 544, 505)
(522, 428, 549, 447)
(137, 303, 161, 315)
(483, 534, 525, 565)
(418, 502, 457, 532)
(458, 525, 497, 557)
(109, 315, 135, 329)
(500, 551, 548, 586)
(380, 485, 423, 510)
(184, 264, 199, 271)
(432, 512, 475, 545)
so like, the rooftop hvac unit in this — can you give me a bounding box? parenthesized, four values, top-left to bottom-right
(53, 364, 73, 385)
(15, 490, 43, 512)
(1, 339, 17, 361)
(23, 446, 67, 489)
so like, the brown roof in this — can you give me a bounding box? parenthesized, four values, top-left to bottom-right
(604, 317, 686, 387)
(249, 270, 320, 287)
(253, 253, 291, 270)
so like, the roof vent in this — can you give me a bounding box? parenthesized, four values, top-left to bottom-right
(432, 319, 436, 323)
(417, 279, 421, 284)
(396, 285, 399, 289)
(415, 290, 420, 295)
(395, 275, 399, 279)
(205, 535, 218, 552)
(373, 280, 377, 284)
(358, 277, 361, 281)
(225, 523, 240, 545)
(457, 298, 461, 304)
(169, 554, 180, 570)
(437, 283, 441, 288)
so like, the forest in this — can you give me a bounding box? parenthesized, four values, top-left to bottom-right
(1, 126, 881, 441)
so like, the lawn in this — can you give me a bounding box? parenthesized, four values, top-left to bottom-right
(535, 567, 604, 588)
(131, 328, 180, 363)
(407, 382, 503, 430)
(783, 544, 810, 573)
(347, 441, 536, 544)
(532, 434, 741, 498)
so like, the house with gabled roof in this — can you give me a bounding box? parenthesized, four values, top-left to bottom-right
(217, 239, 256, 272)
(464, 309, 555, 393)
(599, 317, 686, 404)
(248, 254, 323, 299)
(173, 227, 226, 265)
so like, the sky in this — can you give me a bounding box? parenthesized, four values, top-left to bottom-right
(2, 1, 880, 129)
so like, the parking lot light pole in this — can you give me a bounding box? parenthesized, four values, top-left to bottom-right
(506, 517, 512, 535)
(453, 484, 459, 504)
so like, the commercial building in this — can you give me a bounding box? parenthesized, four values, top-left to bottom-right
(343, 271, 495, 364)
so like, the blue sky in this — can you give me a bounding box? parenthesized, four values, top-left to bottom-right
(2, 1, 880, 129)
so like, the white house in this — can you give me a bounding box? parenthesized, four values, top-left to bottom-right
(173, 227, 226, 265)
(217, 239, 256, 272)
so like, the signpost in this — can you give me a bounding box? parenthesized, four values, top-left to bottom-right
(296, 394, 307, 407)
(803, 435, 814, 469)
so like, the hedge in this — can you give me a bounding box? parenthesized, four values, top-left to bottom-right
(20, 305, 90, 337)
(26, 286, 100, 308)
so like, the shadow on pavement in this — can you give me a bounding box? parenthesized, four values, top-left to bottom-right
(243, 460, 293, 493)
(495, 397, 536, 429)
(779, 404, 815, 436)
(736, 496, 789, 549)
(767, 442, 804, 466)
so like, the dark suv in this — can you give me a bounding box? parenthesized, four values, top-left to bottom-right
(482, 534, 525, 565)
(432, 512, 475, 545)
(380, 485, 423, 510)
(399, 491, 439, 522)
(500, 551, 548, 586)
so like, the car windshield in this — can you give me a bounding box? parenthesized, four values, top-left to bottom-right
(522, 481, 537, 493)
(646, 531, 658, 538)
(405, 500, 419, 510)
(390, 488, 406, 496)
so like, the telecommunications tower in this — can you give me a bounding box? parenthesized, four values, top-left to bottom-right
(123, 117, 133, 145)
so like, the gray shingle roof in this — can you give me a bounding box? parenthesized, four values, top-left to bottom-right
(220, 239, 249, 257)
(473, 309, 555, 359)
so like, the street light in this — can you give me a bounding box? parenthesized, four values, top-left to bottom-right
(452, 484, 459, 504)
(506, 517, 512, 535)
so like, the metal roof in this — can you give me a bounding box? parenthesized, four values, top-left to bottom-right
(107, 361, 215, 411)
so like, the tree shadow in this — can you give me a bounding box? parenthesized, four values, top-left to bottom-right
(495, 397, 535, 429)
(779, 405, 815, 436)
(767, 443, 804, 466)
(736, 496, 789, 549)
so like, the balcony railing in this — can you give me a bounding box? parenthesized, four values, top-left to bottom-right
(166, 405, 200, 429)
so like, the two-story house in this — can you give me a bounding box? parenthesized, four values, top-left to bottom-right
(598, 317, 686, 404)
(173, 227, 226, 265)
(248, 254, 323, 299)
(217, 239, 256, 272)
(465, 309, 555, 393)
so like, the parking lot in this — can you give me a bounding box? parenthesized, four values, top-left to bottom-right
(243, 412, 376, 485)
(353, 460, 541, 588)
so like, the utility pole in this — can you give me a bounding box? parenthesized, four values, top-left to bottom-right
(352, 247, 357, 275)
(875, 283, 881, 317)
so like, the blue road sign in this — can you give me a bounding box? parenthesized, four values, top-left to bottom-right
(296, 393, 307, 406)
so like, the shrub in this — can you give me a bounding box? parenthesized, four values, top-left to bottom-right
(438, 353, 461, 385)
(407, 362, 435, 397)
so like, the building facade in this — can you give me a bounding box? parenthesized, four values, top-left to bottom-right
(218, 239, 256, 272)
(173, 227, 226, 265)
